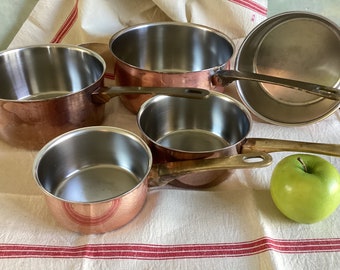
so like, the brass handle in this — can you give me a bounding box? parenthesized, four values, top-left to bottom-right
(148, 152, 273, 187)
(241, 138, 340, 157)
(91, 86, 210, 104)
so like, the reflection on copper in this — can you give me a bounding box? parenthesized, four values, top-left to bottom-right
(63, 199, 121, 226)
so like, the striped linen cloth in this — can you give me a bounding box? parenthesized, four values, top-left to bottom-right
(2, 0, 340, 269)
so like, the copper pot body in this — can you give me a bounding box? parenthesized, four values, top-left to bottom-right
(0, 44, 106, 149)
(137, 92, 251, 188)
(44, 177, 148, 234)
(109, 22, 234, 114)
(34, 127, 152, 234)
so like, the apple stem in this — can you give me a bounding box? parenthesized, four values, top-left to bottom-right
(297, 157, 308, 173)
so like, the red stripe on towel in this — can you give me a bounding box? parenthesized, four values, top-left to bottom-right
(229, 0, 267, 16)
(1, 237, 340, 259)
(50, 0, 79, 43)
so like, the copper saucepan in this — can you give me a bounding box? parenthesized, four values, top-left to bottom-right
(0, 44, 209, 149)
(137, 92, 340, 188)
(109, 21, 340, 114)
(33, 126, 272, 234)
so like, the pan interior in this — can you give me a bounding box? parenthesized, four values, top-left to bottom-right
(53, 164, 140, 202)
(255, 18, 339, 105)
(138, 94, 251, 153)
(0, 46, 104, 101)
(110, 23, 234, 72)
(236, 13, 340, 125)
(35, 128, 151, 203)
(156, 129, 231, 152)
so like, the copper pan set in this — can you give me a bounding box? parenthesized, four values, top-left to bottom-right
(1, 12, 339, 233)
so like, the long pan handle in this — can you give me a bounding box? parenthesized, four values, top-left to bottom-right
(214, 70, 340, 101)
(241, 138, 340, 157)
(91, 86, 210, 103)
(148, 152, 272, 187)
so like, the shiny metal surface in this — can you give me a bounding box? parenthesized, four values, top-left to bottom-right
(109, 22, 234, 113)
(110, 22, 233, 72)
(214, 70, 340, 101)
(138, 93, 252, 157)
(91, 86, 210, 103)
(0, 44, 106, 149)
(34, 126, 152, 234)
(33, 125, 272, 233)
(138, 92, 252, 188)
(150, 152, 273, 187)
(0, 43, 211, 149)
(35, 126, 152, 203)
(138, 92, 340, 187)
(235, 12, 340, 125)
(241, 138, 340, 157)
(0, 45, 104, 100)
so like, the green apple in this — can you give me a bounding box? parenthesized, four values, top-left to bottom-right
(270, 154, 340, 224)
